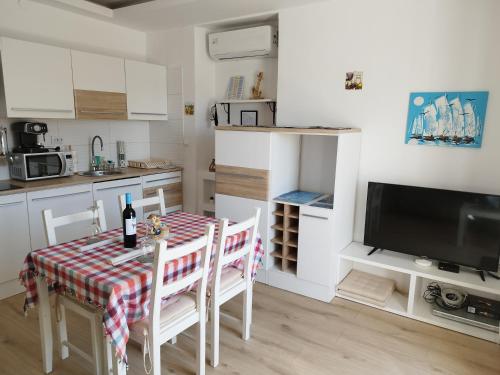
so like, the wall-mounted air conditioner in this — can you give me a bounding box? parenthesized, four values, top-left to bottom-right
(208, 25, 278, 60)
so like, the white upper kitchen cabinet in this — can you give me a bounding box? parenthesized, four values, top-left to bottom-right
(125, 60, 168, 121)
(0, 37, 75, 119)
(71, 50, 126, 93)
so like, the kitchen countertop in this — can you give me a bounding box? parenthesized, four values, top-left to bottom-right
(215, 125, 361, 135)
(0, 166, 183, 196)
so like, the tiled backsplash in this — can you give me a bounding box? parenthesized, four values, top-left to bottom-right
(0, 118, 150, 179)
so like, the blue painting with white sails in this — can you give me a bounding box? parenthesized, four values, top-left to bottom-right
(405, 91, 489, 148)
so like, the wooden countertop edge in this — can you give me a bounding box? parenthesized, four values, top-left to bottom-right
(215, 126, 361, 135)
(0, 167, 183, 196)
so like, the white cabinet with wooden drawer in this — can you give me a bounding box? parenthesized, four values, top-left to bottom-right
(71, 50, 128, 120)
(93, 177, 143, 229)
(27, 184, 94, 250)
(142, 172, 182, 216)
(0, 193, 31, 299)
(125, 60, 168, 121)
(0, 37, 75, 119)
(297, 205, 335, 287)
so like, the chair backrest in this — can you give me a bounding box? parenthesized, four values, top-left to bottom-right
(119, 189, 166, 217)
(43, 200, 107, 247)
(211, 208, 261, 294)
(149, 224, 215, 329)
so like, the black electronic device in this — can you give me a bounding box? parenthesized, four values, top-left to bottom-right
(364, 182, 500, 273)
(438, 262, 460, 273)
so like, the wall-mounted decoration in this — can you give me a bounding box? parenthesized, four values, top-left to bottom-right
(251, 72, 264, 99)
(184, 103, 194, 116)
(405, 91, 489, 148)
(345, 71, 363, 90)
(241, 110, 258, 126)
(226, 76, 245, 100)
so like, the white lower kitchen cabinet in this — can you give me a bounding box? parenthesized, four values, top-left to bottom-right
(93, 177, 143, 230)
(27, 184, 94, 251)
(297, 205, 335, 286)
(0, 193, 31, 299)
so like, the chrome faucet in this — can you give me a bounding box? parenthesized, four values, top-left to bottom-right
(91, 135, 103, 170)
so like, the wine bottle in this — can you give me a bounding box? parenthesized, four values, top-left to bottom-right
(123, 193, 137, 248)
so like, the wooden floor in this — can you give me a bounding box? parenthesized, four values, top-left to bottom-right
(1, 283, 499, 375)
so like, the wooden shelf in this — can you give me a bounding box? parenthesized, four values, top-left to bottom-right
(217, 98, 276, 104)
(271, 237, 283, 245)
(271, 202, 300, 275)
(271, 251, 283, 259)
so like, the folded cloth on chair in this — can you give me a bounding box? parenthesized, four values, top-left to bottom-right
(337, 270, 395, 305)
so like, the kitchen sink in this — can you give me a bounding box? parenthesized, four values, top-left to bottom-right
(77, 170, 125, 177)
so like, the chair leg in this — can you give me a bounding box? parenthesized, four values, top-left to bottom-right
(56, 304, 69, 360)
(197, 310, 206, 375)
(210, 301, 220, 367)
(90, 315, 103, 375)
(150, 335, 161, 375)
(103, 335, 113, 375)
(242, 284, 253, 341)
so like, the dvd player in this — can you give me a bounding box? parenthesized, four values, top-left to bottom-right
(432, 303, 500, 333)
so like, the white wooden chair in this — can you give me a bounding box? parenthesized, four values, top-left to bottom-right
(129, 224, 215, 375)
(119, 188, 166, 217)
(42, 200, 108, 375)
(209, 208, 260, 367)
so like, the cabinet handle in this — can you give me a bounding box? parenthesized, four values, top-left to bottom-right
(11, 107, 73, 113)
(130, 112, 167, 116)
(79, 110, 126, 115)
(32, 190, 90, 201)
(301, 213, 329, 220)
(95, 183, 142, 192)
(0, 201, 24, 207)
(145, 177, 177, 184)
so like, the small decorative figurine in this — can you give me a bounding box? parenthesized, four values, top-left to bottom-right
(147, 214, 170, 240)
(251, 72, 264, 99)
(209, 159, 216, 172)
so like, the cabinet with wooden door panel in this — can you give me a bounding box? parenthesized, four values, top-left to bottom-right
(71, 50, 128, 120)
(142, 171, 182, 217)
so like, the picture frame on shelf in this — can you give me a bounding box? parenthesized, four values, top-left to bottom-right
(241, 110, 258, 126)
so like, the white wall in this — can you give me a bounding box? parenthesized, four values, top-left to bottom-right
(277, 0, 500, 241)
(0, 0, 149, 180)
(0, 0, 145, 58)
(215, 58, 278, 125)
(147, 26, 197, 212)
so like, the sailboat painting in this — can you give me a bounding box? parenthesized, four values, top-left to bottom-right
(405, 91, 489, 148)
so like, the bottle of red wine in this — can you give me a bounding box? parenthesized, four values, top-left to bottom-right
(123, 193, 137, 248)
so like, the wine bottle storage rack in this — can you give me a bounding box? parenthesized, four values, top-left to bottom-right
(271, 203, 299, 274)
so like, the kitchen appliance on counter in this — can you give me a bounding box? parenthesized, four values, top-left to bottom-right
(0, 127, 8, 157)
(117, 141, 127, 168)
(8, 122, 74, 181)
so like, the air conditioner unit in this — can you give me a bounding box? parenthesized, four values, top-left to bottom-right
(208, 26, 278, 60)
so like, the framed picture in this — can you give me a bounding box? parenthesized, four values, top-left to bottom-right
(240, 110, 258, 126)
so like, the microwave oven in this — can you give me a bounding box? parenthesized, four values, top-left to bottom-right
(9, 151, 75, 181)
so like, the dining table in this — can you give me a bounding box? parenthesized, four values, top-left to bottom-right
(19, 211, 264, 374)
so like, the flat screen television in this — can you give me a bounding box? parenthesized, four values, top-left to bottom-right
(364, 182, 500, 272)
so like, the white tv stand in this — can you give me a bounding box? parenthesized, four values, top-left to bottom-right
(337, 242, 500, 343)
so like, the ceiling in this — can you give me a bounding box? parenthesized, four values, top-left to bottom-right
(43, 0, 330, 31)
(86, 0, 155, 9)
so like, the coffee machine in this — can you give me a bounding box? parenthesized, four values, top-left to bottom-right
(12, 121, 53, 153)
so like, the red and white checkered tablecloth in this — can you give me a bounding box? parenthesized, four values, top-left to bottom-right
(19, 211, 263, 361)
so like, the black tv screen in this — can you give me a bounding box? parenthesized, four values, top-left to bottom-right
(364, 182, 500, 272)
